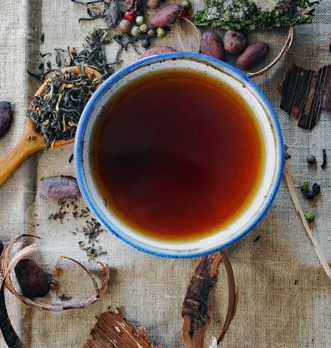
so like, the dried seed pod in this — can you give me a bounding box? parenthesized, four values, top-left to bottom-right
(223, 30, 247, 54)
(237, 42, 269, 70)
(140, 45, 177, 58)
(39, 175, 80, 200)
(0, 101, 13, 138)
(104, 0, 121, 28)
(14, 258, 50, 298)
(200, 30, 225, 60)
(148, 3, 182, 28)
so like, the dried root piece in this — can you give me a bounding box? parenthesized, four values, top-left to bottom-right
(182, 250, 237, 347)
(280, 63, 331, 129)
(83, 308, 162, 348)
(0, 234, 110, 312)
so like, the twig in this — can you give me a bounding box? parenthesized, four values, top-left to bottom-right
(284, 161, 331, 280)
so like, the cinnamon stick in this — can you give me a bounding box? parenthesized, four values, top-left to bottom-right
(280, 64, 331, 129)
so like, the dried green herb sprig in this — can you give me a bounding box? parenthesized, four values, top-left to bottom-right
(193, 0, 319, 30)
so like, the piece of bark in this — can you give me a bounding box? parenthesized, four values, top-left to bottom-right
(181, 250, 237, 347)
(83, 308, 162, 348)
(280, 64, 331, 129)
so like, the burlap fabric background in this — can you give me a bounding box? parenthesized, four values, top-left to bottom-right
(0, 0, 330, 347)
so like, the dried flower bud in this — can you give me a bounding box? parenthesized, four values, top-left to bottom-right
(119, 19, 132, 33)
(131, 25, 141, 36)
(135, 15, 145, 26)
(15, 259, 50, 298)
(299, 181, 309, 191)
(156, 27, 167, 38)
(147, 28, 157, 38)
(304, 211, 315, 222)
(141, 38, 151, 49)
(139, 24, 148, 33)
(306, 154, 316, 165)
(312, 183, 321, 194)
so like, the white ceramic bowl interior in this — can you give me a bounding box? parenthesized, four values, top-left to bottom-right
(75, 52, 284, 258)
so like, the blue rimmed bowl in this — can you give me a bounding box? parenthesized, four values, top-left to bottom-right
(74, 52, 284, 258)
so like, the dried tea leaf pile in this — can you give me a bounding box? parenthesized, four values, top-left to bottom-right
(28, 69, 99, 146)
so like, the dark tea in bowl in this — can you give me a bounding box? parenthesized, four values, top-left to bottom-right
(74, 52, 283, 257)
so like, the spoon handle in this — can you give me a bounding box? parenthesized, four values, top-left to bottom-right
(0, 128, 45, 187)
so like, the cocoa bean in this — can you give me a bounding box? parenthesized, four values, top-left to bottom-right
(223, 30, 247, 54)
(39, 175, 80, 200)
(0, 101, 13, 138)
(237, 42, 269, 70)
(200, 30, 225, 61)
(15, 258, 50, 298)
(148, 4, 181, 28)
(140, 45, 177, 58)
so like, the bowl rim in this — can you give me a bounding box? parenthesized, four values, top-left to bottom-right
(74, 51, 284, 258)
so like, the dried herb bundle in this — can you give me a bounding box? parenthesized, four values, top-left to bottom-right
(193, 0, 319, 30)
(280, 64, 331, 129)
(28, 68, 99, 146)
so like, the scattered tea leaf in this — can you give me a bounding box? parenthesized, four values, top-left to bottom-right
(321, 149, 327, 169)
(284, 161, 331, 280)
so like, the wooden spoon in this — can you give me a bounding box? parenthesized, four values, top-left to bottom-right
(0, 66, 101, 187)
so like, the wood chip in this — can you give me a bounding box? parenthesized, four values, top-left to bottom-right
(83, 308, 162, 348)
(280, 64, 331, 129)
